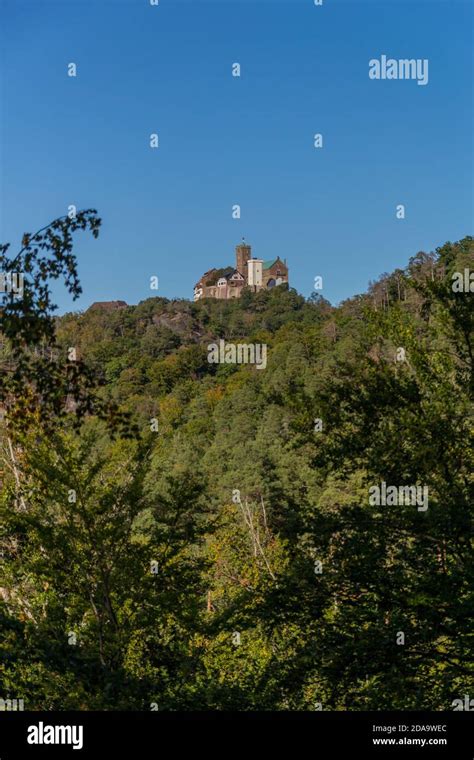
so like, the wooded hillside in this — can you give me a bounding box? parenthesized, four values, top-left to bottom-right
(1, 227, 472, 710)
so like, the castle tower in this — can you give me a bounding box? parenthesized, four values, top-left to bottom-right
(235, 240, 252, 276)
(247, 257, 263, 289)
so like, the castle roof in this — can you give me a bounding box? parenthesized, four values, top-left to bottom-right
(263, 257, 286, 270)
(219, 269, 245, 281)
(263, 258, 278, 270)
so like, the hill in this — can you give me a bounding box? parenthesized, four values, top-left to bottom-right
(1, 234, 473, 710)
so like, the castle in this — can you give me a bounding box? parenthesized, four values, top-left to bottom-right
(193, 241, 289, 301)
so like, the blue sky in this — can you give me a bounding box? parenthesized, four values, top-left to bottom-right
(1, 0, 472, 312)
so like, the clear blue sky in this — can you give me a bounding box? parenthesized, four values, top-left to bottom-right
(1, 0, 472, 312)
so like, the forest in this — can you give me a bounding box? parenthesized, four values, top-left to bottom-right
(0, 213, 472, 710)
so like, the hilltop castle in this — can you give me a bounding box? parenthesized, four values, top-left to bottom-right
(193, 241, 289, 301)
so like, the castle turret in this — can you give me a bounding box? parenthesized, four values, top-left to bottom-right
(247, 257, 263, 289)
(235, 240, 252, 277)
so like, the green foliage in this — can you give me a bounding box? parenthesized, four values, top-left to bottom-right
(0, 211, 133, 436)
(1, 228, 473, 710)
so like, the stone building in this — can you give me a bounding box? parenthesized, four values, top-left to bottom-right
(193, 241, 289, 301)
